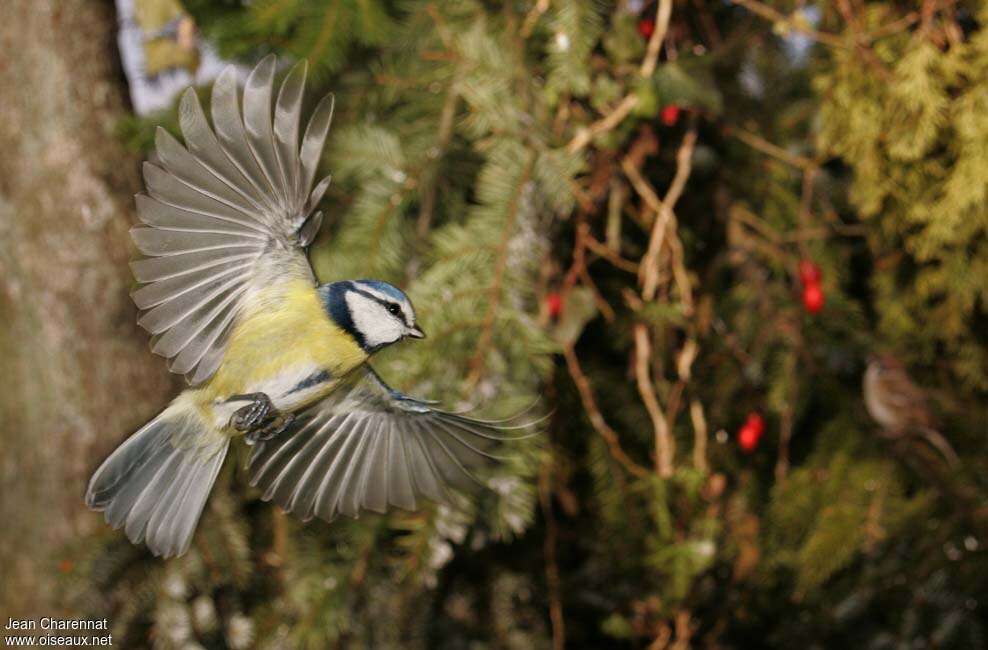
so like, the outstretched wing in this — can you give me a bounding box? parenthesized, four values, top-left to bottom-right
(248, 366, 535, 523)
(130, 56, 335, 384)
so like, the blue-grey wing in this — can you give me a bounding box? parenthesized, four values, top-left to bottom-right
(130, 56, 335, 385)
(247, 366, 532, 523)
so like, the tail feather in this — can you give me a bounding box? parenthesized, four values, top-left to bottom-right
(85, 402, 229, 558)
(919, 426, 960, 468)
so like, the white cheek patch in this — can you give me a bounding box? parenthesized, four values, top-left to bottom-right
(359, 285, 415, 326)
(345, 292, 404, 348)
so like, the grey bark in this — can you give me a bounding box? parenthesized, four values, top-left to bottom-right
(0, 0, 173, 617)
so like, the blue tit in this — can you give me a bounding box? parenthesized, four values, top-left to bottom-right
(85, 56, 531, 558)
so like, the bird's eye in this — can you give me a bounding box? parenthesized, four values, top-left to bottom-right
(387, 303, 401, 316)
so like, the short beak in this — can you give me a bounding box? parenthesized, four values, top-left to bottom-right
(407, 326, 426, 339)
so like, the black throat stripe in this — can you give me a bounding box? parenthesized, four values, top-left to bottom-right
(287, 369, 333, 395)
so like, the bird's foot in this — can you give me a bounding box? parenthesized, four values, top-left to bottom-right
(246, 412, 296, 445)
(228, 393, 295, 445)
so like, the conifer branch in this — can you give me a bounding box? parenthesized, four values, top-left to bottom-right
(466, 154, 536, 386)
(416, 70, 462, 240)
(567, 0, 672, 153)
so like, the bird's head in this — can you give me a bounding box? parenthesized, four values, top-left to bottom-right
(322, 280, 425, 353)
(867, 353, 904, 376)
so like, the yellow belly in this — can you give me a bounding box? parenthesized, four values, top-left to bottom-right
(193, 279, 367, 429)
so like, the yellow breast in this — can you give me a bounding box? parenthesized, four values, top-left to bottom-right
(200, 280, 367, 403)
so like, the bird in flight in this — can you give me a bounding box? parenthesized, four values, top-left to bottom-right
(86, 56, 532, 558)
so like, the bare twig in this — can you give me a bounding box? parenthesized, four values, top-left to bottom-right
(690, 399, 708, 473)
(632, 129, 697, 302)
(563, 345, 650, 479)
(728, 0, 845, 48)
(833, 0, 892, 79)
(640, 0, 673, 78)
(521, 0, 551, 39)
(567, 95, 639, 153)
(538, 451, 565, 650)
(867, 11, 919, 40)
(621, 155, 664, 217)
(584, 234, 640, 274)
(730, 127, 817, 172)
(563, 221, 617, 321)
(634, 323, 675, 477)
(796, 167, 816, 258)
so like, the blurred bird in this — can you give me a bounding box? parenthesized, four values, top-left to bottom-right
(863, 354, 959, 467)
(86, 56, 531, 558)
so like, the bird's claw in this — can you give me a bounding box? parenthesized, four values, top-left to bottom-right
(228, 393, 294, 445)
(245, 413, 296, 446)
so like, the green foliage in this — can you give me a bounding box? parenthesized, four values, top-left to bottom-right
(544, 0, 604, 104)
(765, 438, 932, 593)
(79, 1, 988, 648)
(815, 4, 988, 388)
(184, 0, 395, 78)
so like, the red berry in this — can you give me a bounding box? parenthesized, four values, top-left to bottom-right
(638, 19, 655, 39)
(546, 292, 563, 319)
(660, 104, 681, 127)
(738, 425, 760, 453)
(737, 412, 765, 453)
(745, 412, 765, 436)
(802, 282, 825, 314)
(798, 259, 822, 285)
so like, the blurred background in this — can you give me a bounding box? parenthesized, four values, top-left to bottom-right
(1, 0, 986, 648)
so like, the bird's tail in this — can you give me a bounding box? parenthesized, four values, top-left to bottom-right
(918, 426, 961, 468)
(85, 394, 229, 558)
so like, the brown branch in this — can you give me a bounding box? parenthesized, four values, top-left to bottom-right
(538, 451, 565, 650)
(564, 221, 617, 321)
(562, 345, 650, 479)
(727, 0, 846, 48)
(690, 399, 708, 473)
(635, 324, 675, 477)
(729, 127, 817, 172)
(833, 0, 892, 79)
(796, 167, 816, 258)
(567, 94, 639, 153)
(640, 0, 673, 78)
(633, 129, 697, 303)
(621, 155, 664, 218)
(584, 234, 640, 274)
(521, 0, 551, 39)
(867, 11, 919, 40)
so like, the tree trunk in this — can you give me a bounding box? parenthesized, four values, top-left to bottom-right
(0, 0, 173, 617)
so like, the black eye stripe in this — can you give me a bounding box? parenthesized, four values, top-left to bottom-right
(349, 287, 410, 325)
